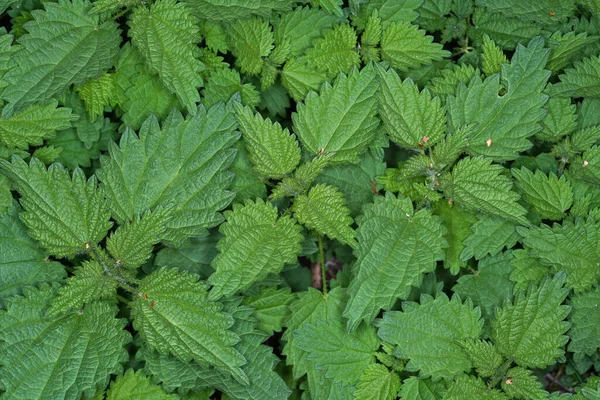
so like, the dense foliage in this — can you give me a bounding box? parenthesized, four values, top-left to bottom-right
(1, 0, 600, 399)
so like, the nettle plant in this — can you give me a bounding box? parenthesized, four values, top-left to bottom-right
(1, 0, 600, 399)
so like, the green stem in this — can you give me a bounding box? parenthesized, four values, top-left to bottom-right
(318, 235, 327, 295)
(88, 245, 138, 295)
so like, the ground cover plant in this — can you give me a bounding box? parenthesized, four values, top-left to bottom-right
(1, 0, 600, 398)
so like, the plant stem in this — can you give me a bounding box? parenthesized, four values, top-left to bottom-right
(318, 235, 327, 295)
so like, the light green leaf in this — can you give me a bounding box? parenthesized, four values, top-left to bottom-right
(468, 7, 541, 50)
(202, 67, 260, 108)
(294, 319, 379, 385)
(292, 183, 356, 247)
(446, 156, 529, 225)
(481, 34, 508, 76)
(399, 376, 447, 400)
(241, 286, 294, 335)
(475, 0, 575, 25)
(0, 101, 77, 149)
(208, 199, 303, 299)
(49, 261, 117, 316)
(0, 203, 65, 304)
(442, 376, 508, 400)
(512, 167, 573, 220)
(181, 0, 293, 22)
(344, 193, 447, 331)
(501, 367, 547, 400)
(0, 285, 130, 400)
(280, 57, 328, 101)
(75, 73, 115, 121)
(234, 103, 300, 179)
(1, 0, 121, 116)
(107, 369, 177, 400)
(106, 207, 171, 269)
(273, 6, 343, 58)
(132, 267, 248, 385)
(536, 97, 577, 143)
(447, 37, 550, 160)
(229, 141, 267, 204)
(492, 273, 570, 368)
(509, 249, 550, 292)
(432, 201, 477, 274)
(376, 64, 446, 149)
(354, 364, 400, 400)
(293, 65, 379, 163)
(380, 21, 450, 72)
(518, 218, 600, 292)
(547, 31, 599, 72)
(378, 293, 483, 380)
(97, 104, 239, 247)
(461, 215, 520, 261)
(460, 339, 504, 378)
(129, 0, 203, 114)
(0, 157, 112, 258)
(305, 23, 360, 78)
(227, 17, 274, 75)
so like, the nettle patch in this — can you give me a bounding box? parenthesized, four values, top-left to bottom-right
(1, 0, 600, 399)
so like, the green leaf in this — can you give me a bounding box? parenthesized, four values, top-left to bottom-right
(234, 103, 300, 179)
(229, 141, 268, 204)
(97, 104, 239, 247)
(451, 38, 550, 159)
(446, 156, 529, 225)
(453, 252, 514, 321)
(141, 299, 290, 399)
(106, 207, 171, 269)
(129, 0, 203, 114)
(476, 0, 575, 25)
(316, 149, 386, 217)
(273, 6, 343, 58)
(1, 0, 121, 116)
(428, 63, 478, 102)
(305, 23, 360, 78)
(509, 249, 550, 292)
(501, 366, 547, 400)
(380, 21, 450, 72)
(181, 0, 293, 22)
(113, 44, 180, 131)
(241, 286, 294, 335)
(154, 231, 220, 278)
(399, 376, 447, 400)
(344, 193, 447, 331)
(208, 199, 303, 299)
(376, 64, 446, 149)
(468, 8, 542, 50)
(512, 167, 573, 220)
(460, 339, 504, 378)
(568, 287, 600, 357)
(546, 31, 599, 72)
(132, 267, 248, 385)
(433, 201, 477, 274)
(353, 0, 421, 29)
(518, 218, 600, 292)
(0, 285, 130, 400)
(492, 273, 570, 368)
(0, 203, 65, 305)
(550, 56, 600, 98)
(202, 67, 260, 109)
(280, 57, 328, 101)
(461, 215, 520, 261)
(270, 153, 334, 200)
(354, 364, 400, 400)
(75, 73, 115, 121)
(293, 65, 379, 163)
(378, 293, 483, 380)
(0, 101, 77, 149)
(292, 183, 356, 247)
(442, 375, 508, 400)
(106, 369, 177, 400)
(481, 34, 508, 76)
(536, 97, 577, 143)
(0, 157, 112, 258)
(227, 17, 274, 75)
(294, 319, 379, 385)
(49, 261, 117, 316)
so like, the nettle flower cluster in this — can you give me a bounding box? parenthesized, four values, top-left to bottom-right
(0, 0, 600, 399)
